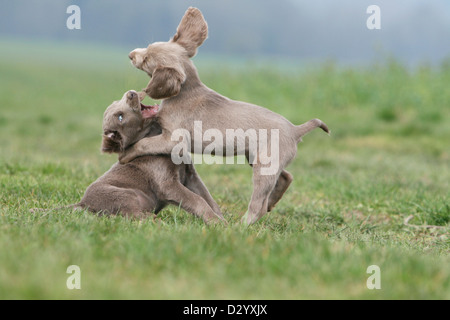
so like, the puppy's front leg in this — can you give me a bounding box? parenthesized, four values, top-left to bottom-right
(166, 182, 226, 225)
(119, 133, 177, 164)
(184, 164, 223, 218)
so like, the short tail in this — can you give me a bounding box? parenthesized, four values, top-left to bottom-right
(295, 118, 330, 142)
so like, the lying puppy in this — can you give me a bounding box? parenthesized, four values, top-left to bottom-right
(122, 7, 330, 225)
(72, 90, 224, 224)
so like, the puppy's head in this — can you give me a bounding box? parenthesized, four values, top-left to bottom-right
(128, 7, 208, 100)
(102, 90, 159, 153)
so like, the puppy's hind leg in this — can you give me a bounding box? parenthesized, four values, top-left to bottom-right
(245, 153, 292, 213)
(267, 169, 293, 212)
(80, 185, 157, 218)
(242, 166, 280, 225)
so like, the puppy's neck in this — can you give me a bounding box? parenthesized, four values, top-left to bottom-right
(163, 59, 213, 105)
(180, 59, 204, 92)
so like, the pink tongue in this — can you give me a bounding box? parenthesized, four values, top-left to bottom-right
(141, 105, 159, 119)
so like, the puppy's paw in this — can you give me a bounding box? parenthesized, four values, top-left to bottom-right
(205, 214, 228, 226)
(118, 152, 132, 164)
(119, 148, 140, 164)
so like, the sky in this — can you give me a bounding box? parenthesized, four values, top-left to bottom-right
(0, 0, 449, 66)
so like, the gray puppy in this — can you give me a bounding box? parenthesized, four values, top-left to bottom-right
(74, 90, 224, 224)
(122, 8, 330, 224)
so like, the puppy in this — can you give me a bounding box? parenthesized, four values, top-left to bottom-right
(122, 8, 330, 225)
(70, 90, 224, 224)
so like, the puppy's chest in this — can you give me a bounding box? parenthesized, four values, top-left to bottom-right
(158, 102, 195, 128)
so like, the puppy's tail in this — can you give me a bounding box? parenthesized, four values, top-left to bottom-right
(295, 118, 330, 143)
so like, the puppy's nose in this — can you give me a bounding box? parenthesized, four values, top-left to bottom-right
(128, 52, 135, 60)
(127, 91, 136, 100)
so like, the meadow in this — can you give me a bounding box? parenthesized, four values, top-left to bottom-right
(0, 38, 449, 299)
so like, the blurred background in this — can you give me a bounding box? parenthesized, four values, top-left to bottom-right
(1, 0, 449, 66)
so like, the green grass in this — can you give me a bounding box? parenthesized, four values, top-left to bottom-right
(0, 38, 449, 299)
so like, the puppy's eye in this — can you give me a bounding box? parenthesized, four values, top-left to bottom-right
(118, 114, 123, 122)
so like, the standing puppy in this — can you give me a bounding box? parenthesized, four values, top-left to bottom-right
(122, 7, 329, 225)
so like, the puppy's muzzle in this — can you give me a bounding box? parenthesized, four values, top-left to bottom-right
(127, 91, 137, 100)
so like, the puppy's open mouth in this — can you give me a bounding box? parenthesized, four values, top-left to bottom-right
(140, 103, 159, 119)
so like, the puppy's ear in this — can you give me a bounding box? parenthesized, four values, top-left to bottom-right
(145, 67, 186, 100)
(101, 133, 122, 154)
(171, 7, 208, 58)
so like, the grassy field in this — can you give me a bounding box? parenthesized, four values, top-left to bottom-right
(0, 39, 449, 299)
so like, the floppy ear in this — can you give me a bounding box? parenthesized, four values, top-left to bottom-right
(101, 133, 122, 154)
(144, 66, 186, 100)
(171, 7, 208, 58)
